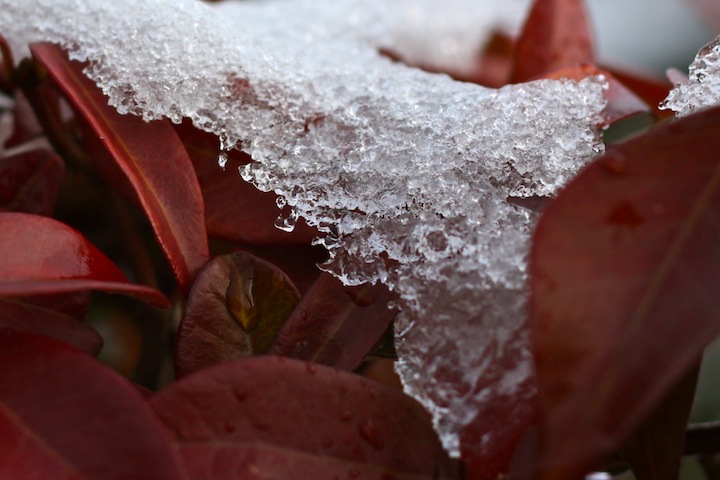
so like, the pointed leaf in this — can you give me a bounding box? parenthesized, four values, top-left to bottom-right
(530, 105, 720, 478)
(270, 272, 397, 370)
(621, 362, 699, 480)
(0, 148, 63, 215)
(150, 356, 460, 480)
(511, 0, 595, 83)
(0, 212, 168, 307)
(30, 42, 209, 293)
(175, 252, 300, 376)
(0, 329, 188, 480)
(176, 122, 318, 245)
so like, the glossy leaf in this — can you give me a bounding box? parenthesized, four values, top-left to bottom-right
(621, 362, 699, 480)
(0, 329, 188, 480)
(176, 121, 318, 245)
(0, 298, 102, 354)
(511, 0, 595, 83)
(270, 272, 397, 371)
(0, 148, 63, 215)
(606, 67, 673, 116)
(0, 212, 168, 307)
(175, 252, 300, 376)
(530, 105, 720, 478)
(150, 356, 460, 480)
(30, 42, 209, 293)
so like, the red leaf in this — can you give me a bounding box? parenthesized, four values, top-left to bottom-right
(0, 329, 188, 480)
(0, 298, 102, 354)
(175, 252, 300, 376)
(621, 362, 699, 480)
(0, 212, 168, 307)
(0, 149, 63, 215)
(530, 105, 720, 478)
(270, 272, 397, 371)
(511, 0, 595, 83)
(150, 356, 460, 480)
(176, 121, 318, 245)
(30, 43, 209, 293)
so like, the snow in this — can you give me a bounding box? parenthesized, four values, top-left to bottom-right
(0, 0, 608, 458)
(662, 35, 720, 115)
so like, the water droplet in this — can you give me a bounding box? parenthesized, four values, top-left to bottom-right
(606, 202, 644, 229)
(339, 410, 352, 422)
(348, 469, 360, 478)
(234, 389, 247, 402)
(358, 419, 383, 450)
(226, 258, 258, 332)
(276, 196, 287, 209)
(224, 422, 236, 433)
(274, 207, 299, 232)
(218, 153, 228, 169)
(601, 153, 628, 176)
(305, 362, 318, 375)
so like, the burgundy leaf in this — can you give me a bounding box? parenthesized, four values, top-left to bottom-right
(511, 0, 595, 83)
(0, 298, 102, 354)
(150, 356, 460, 480)
(270, 272, 397, 371)
(30, 42, 209, 293)
(621, 362, 699, 480)
(530, 105, 720, 478)
(0, 329, 188, 480)
(0, 148, 63, 215)
(0, 212, 168, 307)
(175, 252, 300, 376)
(606, 67, 673, 116)
(176, 121, 318, 245)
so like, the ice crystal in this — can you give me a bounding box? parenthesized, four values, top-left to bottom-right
(662, 35, 720, 115)
(0, 0, 607, 458)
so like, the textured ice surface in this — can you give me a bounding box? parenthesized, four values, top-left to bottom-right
(0, 0, 607, 458)
(662, 36, 720, 115)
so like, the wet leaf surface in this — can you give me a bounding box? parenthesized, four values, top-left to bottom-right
(531, 105, 720, 478)
(0, 330, 188, 480)
(30, 43, 209, 293)
(270, 272, 397, 371)
(175, 252, 300, 376)
(151, 355, 460, 480)
(0, 212, 168, 307)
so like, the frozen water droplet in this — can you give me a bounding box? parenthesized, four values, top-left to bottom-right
(218, 153, 228, 170)
(276, 196, 287, 209)
(358, 419, 383, 450)
(274, 207, 299, 233)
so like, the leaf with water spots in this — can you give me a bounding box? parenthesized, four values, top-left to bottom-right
(531, 105, 720, 478)
(150, 356, 460, 480)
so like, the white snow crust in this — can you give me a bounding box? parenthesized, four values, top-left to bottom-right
(0, 0, 607, 458)
(663, 35, 720, 115)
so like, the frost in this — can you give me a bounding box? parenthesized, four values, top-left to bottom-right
(0, 0, 607, 458)
(662, 36, 720, 115)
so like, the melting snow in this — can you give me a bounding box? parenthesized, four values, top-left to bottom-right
(663, 35, 720, 115)
(0, 0, 607, 457)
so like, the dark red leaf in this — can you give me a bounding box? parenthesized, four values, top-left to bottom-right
(0, 34, 13, 91)
(0, 212, 168, 307)
(621, 362, 699, 480)
(175, 252, 300, 376)
(30, 42, 209, 293)
(0, 148, 63, 215)
(0, 298, 102, 354)
(150, 356, 460, 480)
(530, 105, 720, 478)
(606, 67, 673, 116)
(176, 121, 318, 245)
(270, 272, 397, 371)
(0, 329, 188, 480)
(511, 0, 595, 83)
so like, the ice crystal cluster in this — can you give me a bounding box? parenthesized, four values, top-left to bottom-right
(0, 0, 607, 457)
(663, 36, 720, 115)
